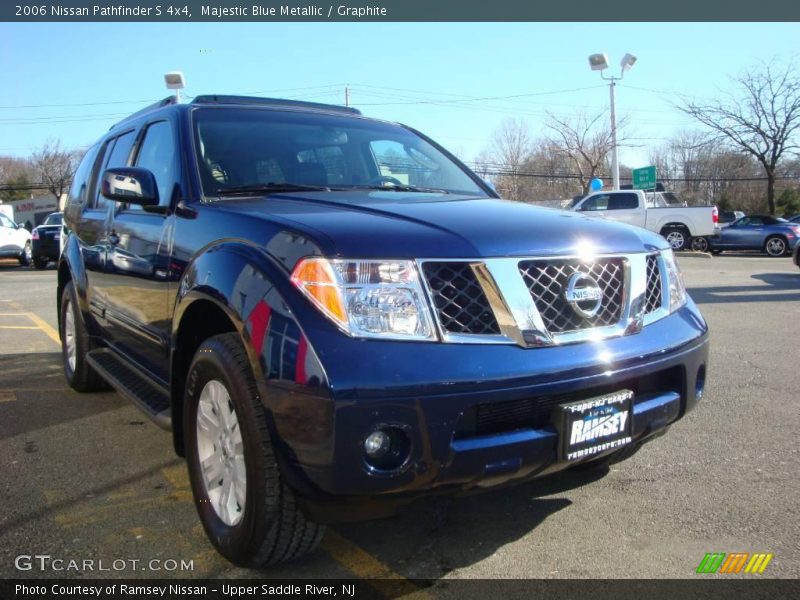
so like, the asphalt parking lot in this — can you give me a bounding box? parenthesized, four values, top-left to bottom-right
(0, 254, 798, 585)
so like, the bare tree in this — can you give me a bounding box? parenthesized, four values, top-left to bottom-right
(0, 156, 37, 202)
(31, 140, 78, 202)
(487, 118, 533, 200)
(679, 60, 800, 214)
(544, 111, 626, 195)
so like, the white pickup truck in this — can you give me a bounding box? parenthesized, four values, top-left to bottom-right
(570, 190, 719, 251)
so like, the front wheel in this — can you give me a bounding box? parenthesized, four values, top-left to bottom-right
(765, 236, 787, 257)
(691, 236, 709, 252)
(184, 333, 325, 567)
(18, 242, 32, 266)
(662, 227, 690, 251)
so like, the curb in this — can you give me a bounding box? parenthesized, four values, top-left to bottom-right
(675, 251, 713, 259)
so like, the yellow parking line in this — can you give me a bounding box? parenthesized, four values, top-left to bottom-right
(24, 312, 61, 346)
(322, 530, 429, 598)
(0, 391, 16, 403)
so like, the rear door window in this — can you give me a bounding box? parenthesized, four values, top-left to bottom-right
(608, 193, 639, 210)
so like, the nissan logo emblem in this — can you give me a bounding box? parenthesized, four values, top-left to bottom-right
(565, 272, 603, 318)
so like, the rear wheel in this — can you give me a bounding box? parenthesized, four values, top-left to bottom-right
(184, 333, 325, 567)
(662, 226, 690, 251)
(765, 236, 787, 257)
(60, 281, 106, 392)
(33, 257, 49, 270)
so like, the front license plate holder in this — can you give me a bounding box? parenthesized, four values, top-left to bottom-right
(556, 390, 633, 462)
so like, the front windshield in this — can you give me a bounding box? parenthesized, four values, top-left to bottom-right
(44, 213, 62, 226)
(192, 107, 486, 198)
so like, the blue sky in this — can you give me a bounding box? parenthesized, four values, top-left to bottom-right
(2, 22, 798, 168)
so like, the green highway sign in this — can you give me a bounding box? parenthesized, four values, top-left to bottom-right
(632, 166, 657, 190)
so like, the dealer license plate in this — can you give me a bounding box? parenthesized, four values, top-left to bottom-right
(557, 390, 633, 461)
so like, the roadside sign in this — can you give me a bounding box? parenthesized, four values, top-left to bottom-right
(632, 166, 657, 190)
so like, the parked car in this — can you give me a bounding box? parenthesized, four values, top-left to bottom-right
(787, 214, 800, 223)
(0, 210, 32, 265)
(794, 239, 800, 269)
(59, 95, 709, 567)
(31, 212, 64, 269)
(570, 189, 719, 251)
(707, 215, 800, 256)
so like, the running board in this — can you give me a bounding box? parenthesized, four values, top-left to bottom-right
(87, 348, 171, 429)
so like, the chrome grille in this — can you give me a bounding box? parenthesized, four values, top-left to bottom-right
(518, 258, 625, 333)
(644, 254, 663, 314)
(421, 262, 500, 335)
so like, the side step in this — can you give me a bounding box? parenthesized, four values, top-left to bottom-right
(87, 348, 171, 429)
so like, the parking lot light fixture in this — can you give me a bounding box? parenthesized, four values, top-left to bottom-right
(164, 71, 186, 103)
(587, 52, 636, 191)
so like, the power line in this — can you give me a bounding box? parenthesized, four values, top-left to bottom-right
(352, 85, 607, 106)
(0, 84, 348, 110)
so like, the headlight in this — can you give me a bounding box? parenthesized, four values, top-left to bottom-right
(290, 258, 436, 341)
(661, 249, 687, 312)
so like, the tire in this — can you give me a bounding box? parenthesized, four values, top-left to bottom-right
(690, 236, 709, 252)
(60, 280, 106, 392)
(184, 333, 324, 567)
(18, 242, 32, 266)
(662, 226, 690, 251)
(33, 257, 49, 270)
(764, 236, 787, 257)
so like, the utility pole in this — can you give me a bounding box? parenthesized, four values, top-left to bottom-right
(345, 86, 350, 107)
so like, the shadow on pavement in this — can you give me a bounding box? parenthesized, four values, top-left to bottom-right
(0, 353, 125, 441)
(333, 468, 607, 580)
(688, 271, 800, 304)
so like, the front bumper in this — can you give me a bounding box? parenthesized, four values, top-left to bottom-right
(267, 298, 709, 515)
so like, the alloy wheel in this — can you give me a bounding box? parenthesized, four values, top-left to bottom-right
(63, 299, 76, 373)
(766, 238, 786, 256)
(666, 230, 685, 250)
(195, 379, 246, 526)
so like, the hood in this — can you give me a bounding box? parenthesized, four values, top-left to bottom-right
(220, 191, 668, 259)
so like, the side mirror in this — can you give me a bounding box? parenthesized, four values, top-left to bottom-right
(101, 167, 159, 206)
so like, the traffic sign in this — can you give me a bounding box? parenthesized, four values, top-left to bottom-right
(632, 166, 657, 190)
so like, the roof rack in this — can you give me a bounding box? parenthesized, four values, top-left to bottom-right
(109, 96, 177, 130)
(191, 95, 362, 115)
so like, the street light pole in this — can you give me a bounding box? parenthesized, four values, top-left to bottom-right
(608, 78, 619, 191)
(588, 53, 636, 191)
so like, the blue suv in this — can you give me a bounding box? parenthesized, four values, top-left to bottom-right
(58, 95, 709, 566)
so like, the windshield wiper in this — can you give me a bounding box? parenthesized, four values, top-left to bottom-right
(336, 184, 451, 195)
(217, 183, 329, 197)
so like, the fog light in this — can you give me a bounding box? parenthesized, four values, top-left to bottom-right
(695, 365, 707, 400)
(363, 427, 411, 471)
(364, 430, 391, 458)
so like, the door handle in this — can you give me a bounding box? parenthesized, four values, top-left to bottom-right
(108, 232, 120, 246)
